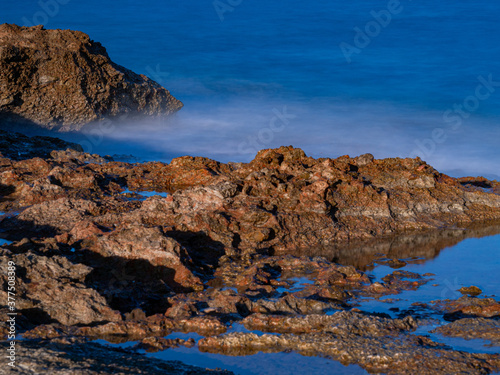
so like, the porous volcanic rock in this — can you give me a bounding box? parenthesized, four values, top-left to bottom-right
(92, 146, 500, 255)
(432, 317, 500, 346)
(2, 135, 500, 374)
(0, 338, 233, 375)
(199, 311, 500, 375)
(0, 24, 182, 130)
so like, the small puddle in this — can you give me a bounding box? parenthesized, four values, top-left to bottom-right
(145, 346, 368, 375)
(352, 231, 500, 353)
(276, 276, 315, 294)
(0, 210, 21, 218)
(361, 234, 500, 309)
(280, 222, 500, 355)
(219, 287, 238, 293)
(120, 188, 168, 200)
(412, 325, 499, 354)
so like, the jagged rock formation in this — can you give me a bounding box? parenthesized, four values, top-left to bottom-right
(3, 143, 500, 255)
(0, 24, 182, 131)
(1, 134, 500, 374)
(0, 129, 82, 160)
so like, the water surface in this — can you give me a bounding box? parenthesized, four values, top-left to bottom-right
(2, 1, 500, 177)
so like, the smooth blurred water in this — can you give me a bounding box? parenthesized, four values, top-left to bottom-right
(1, 1, 500, 177)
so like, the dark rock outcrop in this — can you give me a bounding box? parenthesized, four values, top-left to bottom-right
(0, 24, 182, 130)
(0, 129, 82, 160)
(0, 338, 233, 375)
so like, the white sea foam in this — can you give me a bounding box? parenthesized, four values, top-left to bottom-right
(70, 97, 499, 179)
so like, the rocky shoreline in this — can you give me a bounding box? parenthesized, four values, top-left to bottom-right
(0, 337, 233, 375)
(1, 131, 500, 374)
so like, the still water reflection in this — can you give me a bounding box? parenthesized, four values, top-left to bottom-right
(98, 221, 500, 375)
(281, 221, 500, 272)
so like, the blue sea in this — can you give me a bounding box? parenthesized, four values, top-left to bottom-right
(1, 0, 500, 178)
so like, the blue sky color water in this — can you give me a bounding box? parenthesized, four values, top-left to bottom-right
(1, 0, 499, 177)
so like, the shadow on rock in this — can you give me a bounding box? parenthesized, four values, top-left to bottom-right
(0, 182, 15, 202)
(82, 252, 185, 316)
(165, 229, 227, 278)
(0, 216, 222, 325)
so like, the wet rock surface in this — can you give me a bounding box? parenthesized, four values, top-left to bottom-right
(0, 338, 233, 375)
(200, 311, 500, 375)
(0, 24, 182, 131)
(1, 135, 500, 374)
(421, 296, 500, 319)
(2, 144, 500, 247)
(0, 130, 83, 160)
(432, 317, 500, 346)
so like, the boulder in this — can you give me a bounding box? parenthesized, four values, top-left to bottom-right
(0, 24, 182, 130)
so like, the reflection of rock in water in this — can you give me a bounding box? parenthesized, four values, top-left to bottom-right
(199, 310, 500, 375)
(279, 221, 500, 271)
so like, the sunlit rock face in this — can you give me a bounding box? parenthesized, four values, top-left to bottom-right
(0, 24, 183, 131)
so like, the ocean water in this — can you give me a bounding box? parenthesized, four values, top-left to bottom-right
(2, 0, 500, 178)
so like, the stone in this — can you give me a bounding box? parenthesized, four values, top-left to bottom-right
(0, 24, 182, 131)
(432, 317, 500, 346)
(0, 338, 233, 374)
(459, 285, 483, 296)
(199, 311, 500, 375)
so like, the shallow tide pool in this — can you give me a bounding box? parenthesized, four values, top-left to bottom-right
(120, 189, 168, 200)
(96, 225, 500, 374)
(96, 336, 368, 375)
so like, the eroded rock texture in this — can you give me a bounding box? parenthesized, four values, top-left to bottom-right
(199, 311, 500, 375)
(1, 134, 500, 374)
(0, 338, 233, 375)
(2, 144, 500, 252)
(0, 24, 182, 130)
